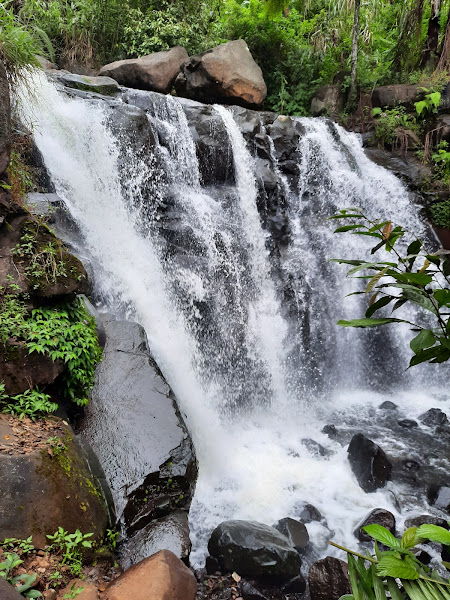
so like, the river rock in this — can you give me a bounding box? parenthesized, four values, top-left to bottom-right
(208, 520, 301, 580)
(79, 315, 197, 542)
(310, 84, 343, 117)
(0, 61, 10, 175)
(354, 508, 396, 542)
(428, 485, 450, 511)
(0, 415, 109, 547)
(0, 578, 24, 600)
(100, 46, 188, 93)
(348, 433, 392, 493)
(398, 419, 418, 428)
(296, 503, 323, 523)
(274, 517, 309, 550)
(105, 550, 197, 600)
(51, 70, 120, 96)
(379, 401, 398, 411)
(309, 556, 351, 600)
(405, 514, 450, 529)
(419, 408, 448, 427)
(175, 40, 267, 108)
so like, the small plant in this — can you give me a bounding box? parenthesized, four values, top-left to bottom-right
(1, 536, 35, 554)
(333, 523, 450, 599)
(430, 199, 450, 229)
(430, 142, 450, 187)
(0, 552, 42, 598)
(104, 528, 119, 551)
(46, 528, 93, 576)
(371, 107, 420, 150)
(62, 583, 84, 599)
(415, 88, 441, 117)
(1, 388, 58, 420)
(46, 436, 67, 456)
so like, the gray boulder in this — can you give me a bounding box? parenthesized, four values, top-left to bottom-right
(175, 40, 267, 108)
(50, 70, 120, 95)
(100, 46, 188, 93)
(310, 84, 343, 117)
(348, 433, 392, 493)
(274, 517, 309, 551)
(371, 84, 424, 110)
(79, 315, 197, 546)
(208, 520, 301, 580)
(0, 578, 23, 600)
(0, 61, 10, 175)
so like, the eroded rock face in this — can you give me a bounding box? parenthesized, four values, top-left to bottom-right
(100, 46, 189, 93)
(354, 508, 396, 542)
(79, 315, 197, 548)
(175, 40, 267, 108)
(371, 84, 424, 110)
(208, 520, 301, 581)
(310, 84, 343, 117)
(348, 433, 392, 493)
(309, 557, 351, 600)
(105, 550, 197, 600)
(0, 415, 109, 548)
(0, 62, 10, 175)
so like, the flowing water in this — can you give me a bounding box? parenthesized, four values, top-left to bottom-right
(20, 73, 449, 566)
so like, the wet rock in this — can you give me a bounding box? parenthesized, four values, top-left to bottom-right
(322, 424, 338, 439)
(0, 62, 10, 175)
(0, 415, 109, 548)
(296, 503, 323, 523)
(100, 46, 188, 94)
(79, 315, 197, 540)
(398, 419, 418, 428)
(419, 408, 448, 427)
(205, 555, 220, 574)
(25, 192, 61, 216)
(274, 517, 309, 551)
(354, 508, 396, 542)
(120, 510, 191, 569)
(379, 401, 398, 411)
(348, 433, 392, 493)
(105, 550, 197, 600)
(35, 55, 57, 70)
(310, 84, 343, 117)
(175, 40, 267, 108)
(371, 84, 424, 111)
(208, 520, 301, 580)
(0, 577, 24, 599)
(405, 514, 450, 529)
(240, 580, 270, 600)
(428, 485, 450, 511)
(302, 438, 332, 458)
(282, 574, 307, 594)
(309, 556, 350, 600)
(51, 70, 120, 96)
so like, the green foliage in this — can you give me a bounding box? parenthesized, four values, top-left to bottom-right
(1, 536, 34, 554)
(430, 146, 450, 188)
(46, 528, 93, 577)
(104, 528, 119, 551)
(331, 209, 450, 367)
(62, 583, 84, 599)
(0, 388, 58, 420)
(0, 552, 42, 598)
(415, 89, 441, 117)
(371, 107, 420, 147)
(333, 523, 450, 600)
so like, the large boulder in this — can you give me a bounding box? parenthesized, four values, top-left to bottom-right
(0, 61, 10, 175)
(105, 550, 197, 600)
(310, 84, 343, 117)
(309, 557, 351, 600)
(175, 39, 267, 108)
(371, 84, 424, 110)
(348, 433, 392, 493)
(208, 520, 301, 580)
(0, 415, 109, 547)
(99, 46, 188, 93)
(79, 315, 197, 544)
(50, 70, 120, 96)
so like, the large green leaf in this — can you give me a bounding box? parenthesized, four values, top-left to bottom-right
(338, 318, 404, 328)
(335, 225, 366, 232)
(402, 289, 438, 314)
(416, 525, 450, 546)
(392, 272, 433, 286)
(366, 296, 393, 318)
(401, 527, 422, 550)
(376, 556, 419, 580)
(363, 525, 400, 549)
(409, 345, 448, 367)
(410, 330, 436, 354)
(434, 289, 450, 308)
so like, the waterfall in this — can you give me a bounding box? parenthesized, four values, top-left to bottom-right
(20, 72, 448, 566)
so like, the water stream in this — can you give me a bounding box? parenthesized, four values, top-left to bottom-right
(20, 72, 449, 566)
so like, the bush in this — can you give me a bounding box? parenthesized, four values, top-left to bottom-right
(430, 199, 450, 228)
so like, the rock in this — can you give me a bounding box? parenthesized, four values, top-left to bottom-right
(25, 192, 61, 216)
(205, 555, 220, 574)
(240, 580, 270, 600)
(428, 485, 450, 511)
(354, 508, 396, 542)
(379, 401, 398, 410)
(302, 438, 332, 458)
(175, 40, 267, 108)
(282, 574, 307, 594)
(100, 46, 188, 93)
(57, 579, 97, 600)
(51, 70, 120, 96)
(322, 424, 338, 439)
(120, 510, 191, 569)
(371, 84, 424, 110)
(0, 577, 24, 600)
(405, 514, 450, 529)
(296, 503, 323, 523)
(274, 517, 309, 550)
(0, 415, 109, 548)
(105, 550, 197, 600)
(35, 55, 57, 70)
(419, 408, 448, 427)
(310, 84, 343, 117)
(0, 61, 10, 175)
(309, 556, 351, 600)
(348, 433, 392, 493)
(0, 340, 65, 395)
(208, 520, 301, 580)
(79, 315, 197, 541)
(398, 419, 418, 428)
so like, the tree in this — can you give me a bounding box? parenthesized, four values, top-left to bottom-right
(331, 209, 450, 367)
(347, 0, 360, 111)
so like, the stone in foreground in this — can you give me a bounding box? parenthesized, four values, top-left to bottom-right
(354, 508, 396, 542)
(309, 556, 351, 600)
(274, 517, 309, 550)
(0, 577, 23, 600)
(208, 520, 301, 580)
(175, 39, 267, 108)
(348, 433, 392, 493)
(105, 550, 197, 600)
(100, 46, 188, 93)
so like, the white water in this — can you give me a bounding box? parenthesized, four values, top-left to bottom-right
(21, 73, 449, 566)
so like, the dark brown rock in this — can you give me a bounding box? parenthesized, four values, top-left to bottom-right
(175, 40, 267, 108)
(309, 557, 351, 600)
(105, 549, 197, 600)
(348, 433, 392, 493)
(0, 61, 11, 175)
(371, 84, 425, 110)
(405, 514, 450, 529)
(0, 577, 24, 600)
(310, 84, 343, 117)
(274, 517, 309, 550)
(354, 508, 396, 542)
(99, 46, 188, 93)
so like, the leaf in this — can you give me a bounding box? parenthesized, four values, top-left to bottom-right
(347, 555, 362, 600)
(410, 329, 436, 354)
(347, 262, 389, 276)
(434, 289, 450, 308)
(371, 566, 387, 600)
(401, 527, 422, 550)
(366, 296, 393, 318)
(338, 318, 404, 328)
(409, 345, 447, 367)
(393, 272, 432, 286)
(407, 240, 423, 255)
(386, 578, 405, 600)
(363, 525, 400, 549)
(366, 266, 391, 294)
(376, 556, 419, 579)
(402, 289, 438, 314)
(334, 225, 366, 233)
(392, 298, 407, 312)
(416, 525, 450, 546)
(382, 222, 392, 240)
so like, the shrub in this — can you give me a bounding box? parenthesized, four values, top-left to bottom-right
(430, 199, 450, 228)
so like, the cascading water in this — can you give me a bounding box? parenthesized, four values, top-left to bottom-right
(20, 72, 449, 567)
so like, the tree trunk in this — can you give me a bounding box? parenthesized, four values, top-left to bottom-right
(420, 0, 441, 67)
(347, 0, 361, 111)
(437, 4, 450, 71)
